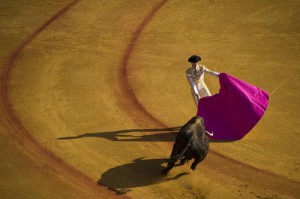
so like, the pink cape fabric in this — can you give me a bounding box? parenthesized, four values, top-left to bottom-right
(197, 73, 269, 140)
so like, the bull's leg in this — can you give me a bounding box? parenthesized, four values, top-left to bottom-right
(162, 143, 180, 174)
(179, 157, 187, 165)
(162, 157, 176, 174)
(190, 158, 200, 171)
(190, 153, 207, 171)
(180, 151, 193, 165)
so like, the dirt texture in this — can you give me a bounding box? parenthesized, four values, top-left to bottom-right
(0, 0, 299, 198)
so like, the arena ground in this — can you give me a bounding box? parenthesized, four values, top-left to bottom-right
(0, 0, 299, 198)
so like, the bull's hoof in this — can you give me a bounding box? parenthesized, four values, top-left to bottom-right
(179, 158, 187, 165)
(190, 165, 196, 171)
(161, 169, 170, 175)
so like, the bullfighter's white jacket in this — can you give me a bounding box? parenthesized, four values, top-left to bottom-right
(186, 64, 219, 106)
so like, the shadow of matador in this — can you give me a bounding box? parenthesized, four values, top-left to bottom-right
(58, 127, 181, 142)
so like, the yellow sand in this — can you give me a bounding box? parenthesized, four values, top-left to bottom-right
(1, 0, 299, 198)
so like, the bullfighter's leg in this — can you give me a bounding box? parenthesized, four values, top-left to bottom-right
(198, 85, 211, 98)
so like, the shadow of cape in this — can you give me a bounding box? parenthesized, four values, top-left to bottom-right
(98, 157, 189, 194)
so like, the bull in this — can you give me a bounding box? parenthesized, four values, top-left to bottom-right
(162, 116, 209, 174)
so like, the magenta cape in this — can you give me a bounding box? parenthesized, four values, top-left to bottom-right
(197, 73, 269, 140)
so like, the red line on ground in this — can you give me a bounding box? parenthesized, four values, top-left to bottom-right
(120, 0, 169, 126)
(0, 0, 129, 198)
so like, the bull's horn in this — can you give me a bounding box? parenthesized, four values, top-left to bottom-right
(205, 131, 214, 136)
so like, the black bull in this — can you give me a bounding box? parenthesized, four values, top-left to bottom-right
(162, 116, 209, 174)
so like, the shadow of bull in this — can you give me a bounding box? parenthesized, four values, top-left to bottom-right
(97, 157, 189, 194)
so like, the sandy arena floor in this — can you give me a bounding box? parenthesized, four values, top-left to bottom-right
(0, 0, 299, 198)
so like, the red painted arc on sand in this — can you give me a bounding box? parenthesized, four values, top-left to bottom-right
(120, 0, 170, 126)
(0, 0, 128, 198)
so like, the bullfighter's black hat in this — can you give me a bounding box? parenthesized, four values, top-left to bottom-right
(188, 55, 201, 63)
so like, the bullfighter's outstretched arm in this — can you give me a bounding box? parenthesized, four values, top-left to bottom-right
(203, 66, 220, 77)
